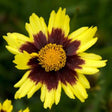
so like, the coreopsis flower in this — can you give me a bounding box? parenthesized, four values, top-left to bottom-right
(18, 108, 29, 112)
(3, 8, 107, 109)
(0, 99, 29, 112)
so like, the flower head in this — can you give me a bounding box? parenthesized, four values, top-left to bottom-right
(0, 99, 29, 112)
(3, 8, 107, 109)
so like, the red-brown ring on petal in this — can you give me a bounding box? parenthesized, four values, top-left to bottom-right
(48, 28, 66, 44)
(19, 31, 47, 54)
(1, 110, 6, 112)
(48, 28, 81, 56)
(28, 57, 39, 68)
(58, 66, 77, 86)
(65, 40, 80, 56)
(19, 42, 38, 53)
(66, 55, 85, 70)
(33, 31, 48, 50)
(28, 66, 77, 90)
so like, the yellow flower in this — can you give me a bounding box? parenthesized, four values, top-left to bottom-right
(0, 99, 29, 112)
(18, 108, 29, 112)
(0, 99, 13, 112)
(3, 7, 107, 109)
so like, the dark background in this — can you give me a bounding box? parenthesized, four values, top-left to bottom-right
(0, 0, 112, 112)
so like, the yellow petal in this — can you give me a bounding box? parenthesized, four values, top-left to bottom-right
(62, 83, 75, 99)
(48, 10, 56, 34)
(6, 46, 20, 54)
(72, 26, 97, 41)
(68, 27, 89, 39)
(83, 59, 107, 68)
(40, 17, 48, 39)
(77, 37, 98, 53)
(54, 81, 61, 105)
(27, 82, 42, 98)
(26, 13, 47, 41)
(0, 103, 2, 110)
(2, 99, 13, 112)
(25, 23, 34, 41)
(3, 33, 30, 54)
(77, 52, 107, 75)
(76, 67, 99, 75)
(13, 51, 32, 70)
(70, 26, 97, 53)
(15, 78, 35, 99)
(77, 74, 90, 89)
(44, 89, 55, 109)
(14, 71, 30, 88)
(72, 81, 88, 102)
(63, 15, 70, 36)
(40, 84, 47, 102)
(48, 7, 70, 36)
(78, 52, 102, 60)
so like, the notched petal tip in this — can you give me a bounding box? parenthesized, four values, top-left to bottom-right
(71, 26, 98, 53)
(72, 81, 88, 102)
(77, 37, 98, 53)
(31, 13, 37, 17)
(77, 73, 90, 89)
(27, 82, 42, 99)
(50, 10, 56, 15)
(79, 52, 102, 60)
(48, 7, 69, 36)
(5, 46, 19, 54)
(68, 27, 89, 40)
(3, 35, 7, 40)
(13, 51, 31, 70)
(93, 26, 98, 30)
(62, 83, 75, 99)
(3, 32, 30, 54)
(103, 60, 107, 66)
(26, 12, 48, 41)
(58, 7, 62, 12)
(54, 81, 61, 105)
(78, 52, 107, 75)
(76, 67, 100, 75)
(43, 88, 55, 109)
(14, 78, 35, 99)
(14, 71, 30, 88)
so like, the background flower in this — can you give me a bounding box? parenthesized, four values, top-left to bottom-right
(0, 0, 111, 112)
(0, 99, 29, 112)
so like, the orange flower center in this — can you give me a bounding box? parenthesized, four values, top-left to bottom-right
(38, 43, 66, 72)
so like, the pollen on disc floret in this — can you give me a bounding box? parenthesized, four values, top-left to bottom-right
(37, 43, 66, 72)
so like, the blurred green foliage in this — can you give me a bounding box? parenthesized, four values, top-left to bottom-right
(0, 0, 112, 112)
